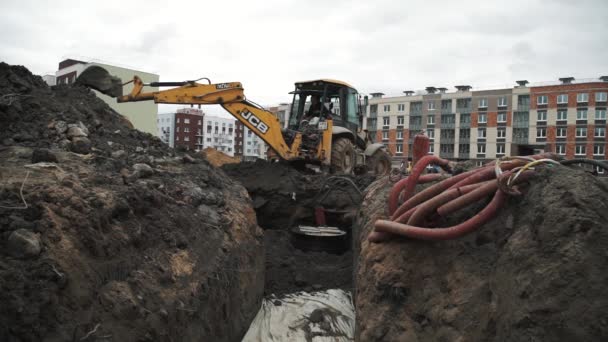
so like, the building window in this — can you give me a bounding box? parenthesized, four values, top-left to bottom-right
(184, 127, 190, 133)
(497, 97, 507, 107)
(478, 113, 487, 123)
(397, 104, 405, 112)
(397, 116, 405, 125)
(459, 128, 470, 139)
(556, 127, 567, 137)
(478, 98, 488, 108)
(397, 144, 403, 153)
(427, 115, 435, 124)
(460, 114, 471, 123)
(595, 92, 607, 102)
(496, 144, 505, 155)
(576, 127, 587, 137)
(207, 125, 212, 133)
(497, 112, 507, 123)
(184, 118, 190, 124)
(594, 144, 605, 156)
(428, 102, 436, 110)
(537, 95, 548, 105)
(537, 111, 547, 122)
(184, 136, 190, 141)
(384, 105, 390, 112)
(477, 144, 486, 154)
(577, 93, 589, 103)
(557, 94, 568, 104)
(577, 109, 588, 120)
(176, 127, 180, 132)
(207, 138, 211, 142)
(536, 127, 547, 138)
(397, 131, 404, 139)
(478, 128, 486, 138)
(557, 110, 567, 121)
(595, 127, 606, 137)
(575, 145, 586, 156)
(427, 129, 435, 139)
(556, 144, 565, 155)
(383, 117, 390, 126)
(382, 131, 389, 140)
(595, 109, 606, 120)
(497, 128, 506, 138)
(177, 118, 180, 123)
(198, 120, 202, 125)
(428, 144, 434, 154)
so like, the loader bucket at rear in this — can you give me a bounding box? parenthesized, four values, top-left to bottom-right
(75, 65, 123, 98)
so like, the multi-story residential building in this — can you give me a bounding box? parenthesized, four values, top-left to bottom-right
(174, 108, 204, 151)
(268, 103, 291, 128)
(366, 77, 608, 174)
(234, 121, 245, 157)
(242, 127, 267, 160)
(202, 115, 237, 156)
(157, 112, 176, 147)
(45, 58, 159, 135)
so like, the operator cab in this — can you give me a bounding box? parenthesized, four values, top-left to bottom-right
(288, 79, 362, 133)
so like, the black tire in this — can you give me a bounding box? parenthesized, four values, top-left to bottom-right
(366, 149, 391, 176)
(331, 138, 355, 174)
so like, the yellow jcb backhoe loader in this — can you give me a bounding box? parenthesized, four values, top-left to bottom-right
(76, 66, 392, 175)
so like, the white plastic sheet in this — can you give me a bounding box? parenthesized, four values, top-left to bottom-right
(242, 289, 355, 342)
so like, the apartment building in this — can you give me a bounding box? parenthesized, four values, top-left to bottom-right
(202, 115, 237, 156)
(242, 127, 267, 160)
(367, 77, 608, 174)
(174, 108, 205, 151)
(268, 103, 291, 128)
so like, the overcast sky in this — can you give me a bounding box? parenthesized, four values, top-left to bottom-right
(2, 0, 607, 115)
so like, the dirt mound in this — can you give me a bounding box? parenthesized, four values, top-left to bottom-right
(354, 167, 608, 341)
(0, 63, 264, 342)
(201, 147, 240, 167)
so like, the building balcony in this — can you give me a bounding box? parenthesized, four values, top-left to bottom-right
(517, 104, 530, 111)
(440, 151, 454, 159)
(441, 108, 452, 114)
(513, 120, 529, 128)
(369, 112, 378, 118)
(513, 135, 529, 144)
(441, 122, 456, 129)
(440, 137, 455, 144)
(410, 110, 422, 116)
(410, 123, 422, 131)
(458, 152, 470, 159)
(456, 107, 471, 113)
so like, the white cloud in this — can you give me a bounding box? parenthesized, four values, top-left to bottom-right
(1, 0, 606, 106)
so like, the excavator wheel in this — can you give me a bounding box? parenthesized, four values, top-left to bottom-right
(366, 149, 392, 176)
(331, 138, 355, 174)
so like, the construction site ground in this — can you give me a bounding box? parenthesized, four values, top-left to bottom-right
(2, 62, 608, 341)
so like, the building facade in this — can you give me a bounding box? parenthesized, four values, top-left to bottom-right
(157, 112, 176, 147)
(366, 77, 608, 174)
(46, 59, 160, 135)
(242, 127, 267, 160)
(174, 108, 205, 151)
(268, 103, 291, 128)
(202, 115, 237, 156)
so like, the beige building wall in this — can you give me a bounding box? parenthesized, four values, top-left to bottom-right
(91, 62, 159, 135)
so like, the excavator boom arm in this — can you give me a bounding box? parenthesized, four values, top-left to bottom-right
(117, 76, 300, 160)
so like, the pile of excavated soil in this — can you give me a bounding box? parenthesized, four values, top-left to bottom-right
(354, 167, 608, 341)
(201, 147, 240, 168)
(223, 160, 375, 296)
(0, 63, 264, 342)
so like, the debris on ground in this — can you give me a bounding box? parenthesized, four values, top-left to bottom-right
(354, 167, 608, 341)
(0, 63, 264, 342)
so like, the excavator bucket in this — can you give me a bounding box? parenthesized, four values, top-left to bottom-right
(75, 65, 123, 98)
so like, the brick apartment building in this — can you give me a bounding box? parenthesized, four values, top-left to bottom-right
(174, 108, 205, 151)
(366, 77, 608, 174)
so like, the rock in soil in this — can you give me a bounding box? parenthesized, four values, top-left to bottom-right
(7, 228, 41, 258)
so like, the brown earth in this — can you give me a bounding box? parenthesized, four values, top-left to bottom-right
(354, 167, 608, 341)
(0, 63, 264, 342)
(201, 148, 240, 168)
